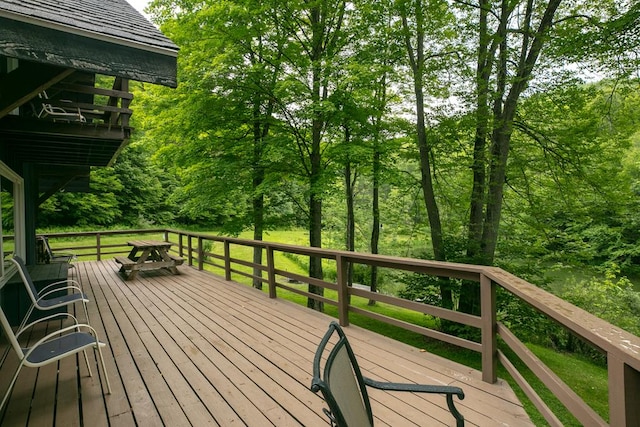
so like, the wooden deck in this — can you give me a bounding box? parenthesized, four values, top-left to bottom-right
(0, 260, 533, 426)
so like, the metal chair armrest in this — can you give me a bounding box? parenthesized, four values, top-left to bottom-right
(363, 377, 465, 427)
(40, 278, 82, 293)
(37, 285, 85, 302)
(16, 312, 81, 338)
(363, 376, 464, 397)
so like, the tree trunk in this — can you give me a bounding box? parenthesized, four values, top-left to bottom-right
(306, 3, 326, 312)
(401, 0, 452, 307)
(308, 121, 324, 310)
(369, 139, 380, 306)
(467, 0, 491, 262)
(369, 66, 389, 306)
(251, 97, 266, 290)
(461, 0, 563, 315)
(344, 126, 355, 288)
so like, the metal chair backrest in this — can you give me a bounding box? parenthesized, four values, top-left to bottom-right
(311, 322, 374, 427)
(11, 255, 41, 305)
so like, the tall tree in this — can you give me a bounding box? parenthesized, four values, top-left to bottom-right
(355, 0, 401, 302)
(455, 0, 563, 314)
(271, 0, 350, 310)
(145, 1, 287, 288)
(398, 0, 457, 308)
(457, 0, 636, 313)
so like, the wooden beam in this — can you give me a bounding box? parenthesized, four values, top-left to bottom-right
(0, 63, 74, 119)
(55, 82, 134, 100)
(0, 115, 129, 139)
(45, 100, 133, 115)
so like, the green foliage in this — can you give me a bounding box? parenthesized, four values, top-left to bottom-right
(112, 143, 177, 226)
(38, 168, 122, 227)
(558, 266, 640, 337)
(496, 80, 640, 275)
(398, 273, 460, 307)
(1, 190, 13, 231)
(37, 143, 175, 228)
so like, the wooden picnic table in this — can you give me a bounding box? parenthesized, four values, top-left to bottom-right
(114, 240, 184, 280)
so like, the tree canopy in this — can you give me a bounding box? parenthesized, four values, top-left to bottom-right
(37, 0, 640, 316)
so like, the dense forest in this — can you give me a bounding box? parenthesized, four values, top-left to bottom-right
(33, 1, 639, 334)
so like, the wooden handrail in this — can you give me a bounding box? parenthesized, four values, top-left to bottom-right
(27, 228, 640, 426)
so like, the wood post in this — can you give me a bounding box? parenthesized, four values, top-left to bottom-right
(224, 241, 231, 281)
(336, 255, 349, 326)
(267, 247, 276, 299)
(481, 274, 497, 383)
(608, 354, 640, 426)
(96, 233, 101, 260)
(187, 235, 193, 266)
(197, 237, 203, 270)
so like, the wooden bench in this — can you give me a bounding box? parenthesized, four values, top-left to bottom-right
(167, 254, 185, 265)
(114, 256, 136, 269)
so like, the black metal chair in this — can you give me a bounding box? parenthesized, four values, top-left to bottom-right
(311, 321, 465, 427)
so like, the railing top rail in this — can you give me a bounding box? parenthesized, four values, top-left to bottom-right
(36, 228, 640, 371)
(486, 267, 640, 370)
(170, 229, 640, 368)
(41, 229, 167, 239)
(165, 229, 486, 280)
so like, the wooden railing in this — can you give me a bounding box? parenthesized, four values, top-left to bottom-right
(38, 74, 132, 127)
(39, 228, 640, 427)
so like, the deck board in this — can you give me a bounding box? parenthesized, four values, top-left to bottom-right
(0, 260, 533, 426)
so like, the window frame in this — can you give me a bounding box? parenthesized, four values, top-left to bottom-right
(0, 161, 24, 286)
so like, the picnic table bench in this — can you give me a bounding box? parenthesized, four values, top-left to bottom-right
(115, 240, 184, 280)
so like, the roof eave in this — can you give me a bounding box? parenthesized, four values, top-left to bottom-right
(0, 9, 178, 58)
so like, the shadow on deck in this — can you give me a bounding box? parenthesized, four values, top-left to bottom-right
(0, 260, 533, 426)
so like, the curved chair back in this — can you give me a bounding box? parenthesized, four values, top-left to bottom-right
(311, 322, 374, 427)
(11, 255, 40, 305)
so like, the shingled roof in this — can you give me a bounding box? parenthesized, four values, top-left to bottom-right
(0, 0, 178, 86)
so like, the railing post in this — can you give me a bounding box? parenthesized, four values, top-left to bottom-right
(224, 240, 231, 281)
(608, 354, 640, 426)
(336, 255, 349, 326)
(197, 236, 204, 270)
(481, 274, 497, 383)
(267, 246, 276, 298)
(96, 233, 101, 261)
(187, 236, 193, 267)
(179, 233, 184, 257)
